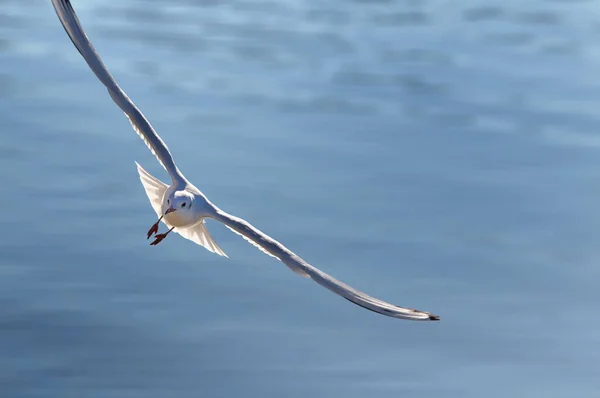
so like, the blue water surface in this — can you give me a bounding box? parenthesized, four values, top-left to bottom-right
(0, 0, 599, 396)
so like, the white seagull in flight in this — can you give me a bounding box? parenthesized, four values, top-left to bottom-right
(51, 0, 439, 321)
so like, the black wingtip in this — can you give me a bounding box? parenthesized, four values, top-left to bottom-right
(429, 314, 440, 321)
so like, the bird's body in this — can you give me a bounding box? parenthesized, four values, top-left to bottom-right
(51, 0, 440, 321)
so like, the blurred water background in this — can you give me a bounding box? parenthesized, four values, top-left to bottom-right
(0, 0, 599, 396)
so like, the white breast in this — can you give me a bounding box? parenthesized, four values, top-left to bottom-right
(164, 210, 197, 228)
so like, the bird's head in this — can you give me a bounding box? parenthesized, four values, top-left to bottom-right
(162, 190, 197, 224)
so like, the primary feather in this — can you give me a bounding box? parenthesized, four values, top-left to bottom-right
(52, 0, 183, 184)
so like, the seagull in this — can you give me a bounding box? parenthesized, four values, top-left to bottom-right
(51, 0, 439, 321)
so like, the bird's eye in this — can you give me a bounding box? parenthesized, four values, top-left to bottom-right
(181, 203, 186, 208)
(167, 199, 170, 205)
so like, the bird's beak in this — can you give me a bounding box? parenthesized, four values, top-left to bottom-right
(164, 207, 176, 215)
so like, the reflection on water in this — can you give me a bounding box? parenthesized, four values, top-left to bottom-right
(1, 0, 600, 396)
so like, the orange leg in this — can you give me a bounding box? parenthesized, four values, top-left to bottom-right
(147, 216, 163, 239)
(150, 227, 174, 246)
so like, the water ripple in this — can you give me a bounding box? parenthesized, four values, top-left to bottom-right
(514, 11, 562, 26)
(372, 11, 429, 27)
(2, 0, 600, 397)
(462, 6, 505, 22)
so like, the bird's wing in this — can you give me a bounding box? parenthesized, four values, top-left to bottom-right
(135, 162, 226, 256)
(211, 209, 439, 321)
(177, 221, 228, 258)
(135, 162, 168, 216)
(51, 0, 183, 184)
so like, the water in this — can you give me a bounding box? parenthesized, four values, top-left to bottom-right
(0, 0, 599, 396)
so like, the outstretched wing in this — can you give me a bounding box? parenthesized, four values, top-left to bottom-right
(135, 163, 226, 257)
(211, 208, 439, 321)
(51, 0, 183, 184)
(177, 221, 228, 258)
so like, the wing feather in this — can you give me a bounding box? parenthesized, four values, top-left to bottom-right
(178, 221, 228, 258)
(212, 209, 439, 321)
(51, 0, 182, 183)
(224, 226, 280, 260)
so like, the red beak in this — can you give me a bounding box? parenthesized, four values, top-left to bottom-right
(165, 207, 176, 215)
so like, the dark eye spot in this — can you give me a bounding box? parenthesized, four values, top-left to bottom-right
(181, 203, 186, 208)
(167, 199, 170, 205)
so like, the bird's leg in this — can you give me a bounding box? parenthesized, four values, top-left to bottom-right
(147, 216, 163, 239)
(150, 227, 174, 246)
